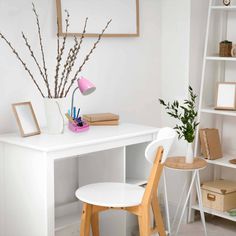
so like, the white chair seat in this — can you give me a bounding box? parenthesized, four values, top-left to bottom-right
(76, 182, 145, 207)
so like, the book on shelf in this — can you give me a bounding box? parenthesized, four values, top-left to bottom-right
(199, 128, 223, 160)
(83, 113, 119, 122)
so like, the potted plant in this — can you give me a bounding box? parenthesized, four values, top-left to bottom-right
(0, 3, 111, 134)
(159, 86, 199, 163)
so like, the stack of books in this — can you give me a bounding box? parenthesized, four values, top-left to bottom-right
(199, 128, 223, 160)
(83, 113, 119, 126)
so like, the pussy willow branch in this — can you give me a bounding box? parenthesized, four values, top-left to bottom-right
(22, 32, 51, 97)
(54, 10, 70, 98)
(32, 3, 51, 98)
(64, 19, 112, 97)
(57, 19, 60, 57)
(60, 18, 88, 98)
(0, 32, 45, 97)
(55, 18, 60, 97)
(57, 37, 78, 97)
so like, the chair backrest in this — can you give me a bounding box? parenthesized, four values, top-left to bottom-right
(142, 127, 176, 205)
(145, 127, 176, 164)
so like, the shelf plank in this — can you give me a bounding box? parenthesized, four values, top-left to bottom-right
(192, 204, 236, 222)
(126, 178, 147, 186)
(205, 155, 236, 169)
(206, 56, 236, 61)
(55, 212, 81, 232)
(201, 107, 236, 117)
(211, 6, 236, 11)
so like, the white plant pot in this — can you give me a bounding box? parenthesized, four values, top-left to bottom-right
(44, 98, 66, 134)
(186, 142, 194, 164)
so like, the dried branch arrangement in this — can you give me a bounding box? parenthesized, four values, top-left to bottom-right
(0, 3, 111, 98)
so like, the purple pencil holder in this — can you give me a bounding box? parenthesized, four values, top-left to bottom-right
(68, 121, 89, 133)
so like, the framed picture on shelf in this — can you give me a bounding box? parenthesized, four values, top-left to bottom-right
(56, 0, 139, 37)
(12, 102, 41, 137)
(215, 82, 236, 110)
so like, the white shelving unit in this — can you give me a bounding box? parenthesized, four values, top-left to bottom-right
(55, 212, 81, 232)
(191, 0, 236, 223)
(211, 6, 236, 10)
(201, 107, 236, 117)
(206, 155, 236, 169)
(126, 178, 147, 186)
(192, 204, 236, 222)
(206, 56, 236, 61)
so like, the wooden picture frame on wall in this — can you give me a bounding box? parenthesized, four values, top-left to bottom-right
(12, 102, 41, 137)
(56, 0, 140, 37)
(215, 82, 236, 110)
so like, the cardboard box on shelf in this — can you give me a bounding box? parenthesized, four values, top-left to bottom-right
(201, 180, 236, 212)
(199, 128, 222, 160)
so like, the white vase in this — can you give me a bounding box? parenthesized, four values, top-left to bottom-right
(186, 142, 194, 164)
(44, 98, 66, 134)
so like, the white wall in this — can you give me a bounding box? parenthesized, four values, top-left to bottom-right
(0, 0, 162, 134)
(160, 0, 191, 212)
(189, 0, 209, 96)
(0, 0, 162, 205)
(160, 0, 209, 216)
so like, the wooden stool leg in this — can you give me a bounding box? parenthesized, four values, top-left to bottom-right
(152, 196, 166, 236)
(91, 212, 100, 236)
(80, 203, 92, 236)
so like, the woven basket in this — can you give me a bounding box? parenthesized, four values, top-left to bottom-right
(219, 40, 232, 57)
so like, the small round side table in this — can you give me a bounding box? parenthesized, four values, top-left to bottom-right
(163, 156, 208, 236)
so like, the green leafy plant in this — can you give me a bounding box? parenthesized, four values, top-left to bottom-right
(159, 86, 199, 143)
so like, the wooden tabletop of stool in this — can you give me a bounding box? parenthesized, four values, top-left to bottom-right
(165, 156, 207, 171)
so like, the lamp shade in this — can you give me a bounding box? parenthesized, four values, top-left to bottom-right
(77, 77, 96, 95)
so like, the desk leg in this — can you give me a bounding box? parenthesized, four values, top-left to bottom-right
(2, 144, 54, 236)
(196, 171, 207, 236)
(163, 168, 171, 235)
(175, 171, 197, 236)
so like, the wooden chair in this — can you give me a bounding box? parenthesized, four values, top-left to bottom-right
(75, 127, 176, 236)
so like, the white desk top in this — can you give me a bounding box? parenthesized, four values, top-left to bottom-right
(0, 123, 159, 152)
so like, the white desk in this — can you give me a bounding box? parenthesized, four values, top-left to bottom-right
(0, 123, 159, 236)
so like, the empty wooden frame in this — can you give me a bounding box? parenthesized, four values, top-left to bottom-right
(215, 82, 236, 110)
(12, 102, 41, 137)
(56, 0, 140, 37)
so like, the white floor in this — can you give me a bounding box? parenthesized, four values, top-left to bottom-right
(178, 217, 236, 236)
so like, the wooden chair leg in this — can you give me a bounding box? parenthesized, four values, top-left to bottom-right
(142, 207, 151, 236)
(80, 203, 92, 236)
(152, 196, 166, 236)
(138, 215, 144, 236)
(91, 211, 100, 236)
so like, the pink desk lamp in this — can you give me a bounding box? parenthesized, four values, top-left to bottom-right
(70, 76, 96, 116)
(69, 77, 96, 132)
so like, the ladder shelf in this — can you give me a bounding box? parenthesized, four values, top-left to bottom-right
(190, 0, 236, 223)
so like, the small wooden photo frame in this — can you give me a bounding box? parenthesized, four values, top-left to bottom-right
(12, 102, 41, 137)
(215, 82, 236, 110)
